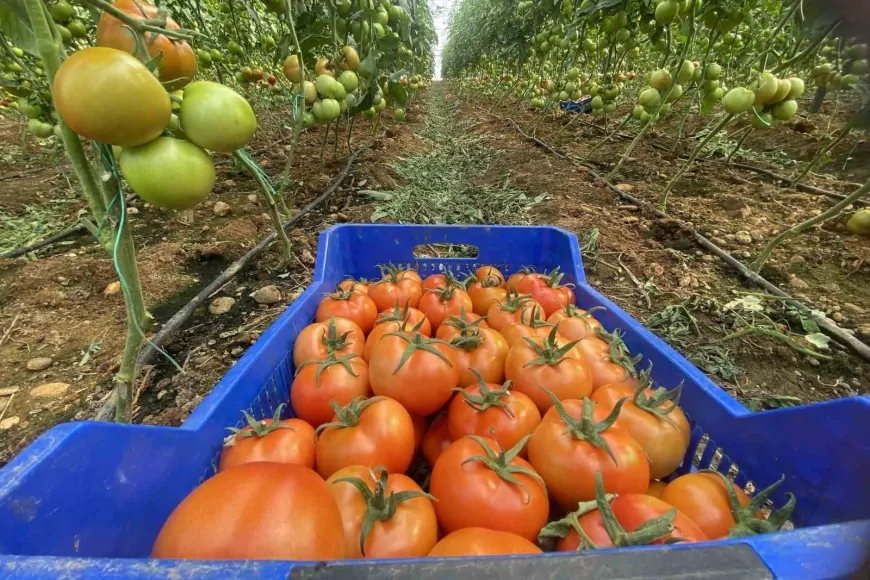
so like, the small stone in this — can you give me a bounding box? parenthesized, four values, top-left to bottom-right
(126, 206, 139, 215)
(711, 237, 728, 247)
(103, 281, 121, 296)
(809, 358, 820, 367)
(0, 387, 20, 397)
(615, 183, 634, 192)
(29, 382, 70, 398)
(231, 346, 245, 358)
(726, 207, 752, 219)
(789, 255, 806, 265)
(157, 390, 168, 401)
(26, 357, 53, 371)
(213, 201, 232, 217)
(721, 196, 747, 211)
(0, 417, 20, 431)
(623, 216, 640, 224)
(734, 231, 753, 245)
(252, 285, 282, 305)
(247, 194, 258, 203)
(644, 263, 665, 278)
(208, 296, 236, 315)
(223, 179, 236, 188)
(832, 312, 845, 323)
(701, 255, 717, 263)
(301, 249, 316, 265)
(789, 275, 810, 290)
(741, 251, 752, 259)
(858, 324, 870, 339)
(843, 303, 866, 315)
(749, 230, 765, 242)
(824, 282, 841, 293)
(336, 212, 350, 222)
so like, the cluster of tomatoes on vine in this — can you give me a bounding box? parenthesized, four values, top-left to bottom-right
(149, 264, 795, 561)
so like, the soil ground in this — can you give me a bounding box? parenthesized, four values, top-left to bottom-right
(1, 82, 868, 466)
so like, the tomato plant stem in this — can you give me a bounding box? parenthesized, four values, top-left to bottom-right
(275, 2, 308, 200)
(726, 127, 753, 165)
(79, 0, 198, 42)
(773, 18, 842, 74)
(790, 124, 851, 189)
(234, 150, 294, 268)
(659, 113, 734, 211)
(581, 113, 630, 164)
(753, 177, 870, 273)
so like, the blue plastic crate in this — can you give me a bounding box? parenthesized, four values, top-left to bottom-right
(1, 224, 869, 579)
(559, 96, 593, 113)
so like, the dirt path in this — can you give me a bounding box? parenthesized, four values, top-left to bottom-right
(0, 98, 429, 465)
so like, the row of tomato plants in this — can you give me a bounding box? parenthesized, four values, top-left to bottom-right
(151, 264, 793, 560)
(0, 0, 436, 422)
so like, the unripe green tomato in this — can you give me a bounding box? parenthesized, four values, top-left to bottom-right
(655, 0, 679, 24)
(666, 83, 683, 103)
(639, 87, 661, 110)
(787, 77, 805, 99)
(722, 87, 756, 114)
(615, 29, 631, 43)
(28, 119, 54, 138)
(705, 63, 722, 80)
(659, 103, 672, 116)
(771, 79, 792, 103)
(591, 106, 604, 116)
(842, 74, 860, 87)
(632, 104, 645, 120)
(604, 101, 617, 113)
(676, 60, 694, 84)
(649, 69, 672, 91)
(750, 110, 774, 129)
(753, 72, 779, 105)
(703, 79, 720, 93)
(394, 108, 405, 121)
(591, 95, 604, 108)
(847, 209, 870, 235)
(771, 99, 798, 121)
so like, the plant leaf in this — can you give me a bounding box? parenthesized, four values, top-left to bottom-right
(0, 1, 37, 57)
(805, 333, 831, 350)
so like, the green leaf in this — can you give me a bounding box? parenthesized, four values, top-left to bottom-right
(0, 0, 37, 57)
(805, 333, 831, 350)
(275, 33, 293, 66)
(390, 82, 408, 106)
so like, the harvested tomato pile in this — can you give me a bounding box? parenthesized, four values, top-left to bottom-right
(151, 265, 794, 560)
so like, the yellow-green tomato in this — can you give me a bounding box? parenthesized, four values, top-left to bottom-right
(394, 108, 405, 121)
(722, 87, 756, 114)
(750, 110, 774, 129)
(120, 137, 216, 210)
(179, 81, 257, 152)
(638, 87, 661, 110)
(847, 210, 870, 235)
(339, 70, 359, 93)
(649, 69, 672, 91)
(302, 81, 317, 104)
(771, 99, 798, 121)
(655, 0, 679, 24)
(27, 119, 54, 138)
(787, 77, 805, 99)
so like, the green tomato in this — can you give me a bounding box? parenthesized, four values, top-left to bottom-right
(771, 99, 798, 121)
(57, 25, 72, 43)
(632, 105, 645, 120)
(847, 209, 870, 235)
(374, 8, 389, 26)
(49, 1, 73, 23)
(27, 119, 54, 138)
(703, 80, 720, 93)
(787, 77, 805, 99)
(649, 69, 672, 91)
(120, 137, 215, 210)
(705, 63, 722, 80)
(750, 110, 774, 129)
(209, 49, 223, 63)
(302, 111, 317, 129)
(180, 81, 257, 153)
(666, 83, 683, 103)
(394, 108, 406, 121)
(591, 95, 604, 109)
(68, 20, 87, 38)
(676, 60, 694, 84)
(228, 41, 243, 55)
(638, 87, 661, 110)
(722, 87, 756, 114)
(197, 50, 212, 66)
(604, 101, 617, 113)
(655, 0, 679, 24)
(363, 107, 377, 120)
(339, 70, 359, 93)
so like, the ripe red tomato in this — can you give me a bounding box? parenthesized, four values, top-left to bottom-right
(446, 324, 508, 387)
(368, 331, 459, 416)
(516, 268, 575, 317)
(291, 353, 371, 427)
(316, 289, 378, 335)
(547, 304, 604, 341)
(527, 398, 650, 511)
(421, 271, 463, 292)
(421, 413, 452, 466)
(660, 472, 756, 540)
(327, 466, 437, 558)
(506, 268, 540, 292)
(550, 492, 708, 550)
(646, 480, 668, 499)
(363, 305, 431, 361)
(96, 0, 197, 91)
(435, 310, 489, 341)
(315, 396, 415, 478)
(447, 376, 541, 452)
(430, 435, 549, 541)
(576, 331, 640, 390)
(411, 413, 427, 454)
(468, 268, 507, 315)
(396, 268, 422, 282)
(504, 331, 592, 412)
(428, 528, 542, 556)
(486, 291, 544, 332)
(475, 265, 507, 286)
(417, 287, 473, 331)
(337, 278, 370, 295)
(368, 268, 423, 310)
(591, 381, 690, 480)
(53, 47, 170, 147)
(218, 408, 315, 472)
(152, 463, 346, 560)
(293, 318, 365, 367)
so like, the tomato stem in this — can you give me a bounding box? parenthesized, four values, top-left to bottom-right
(543, 392, 626, 465)
(460, 434, 545, 503)
(453, 370, 515, 416)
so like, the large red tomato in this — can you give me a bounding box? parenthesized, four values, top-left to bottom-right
(291, 354, 371, 427)
(428, 528, 542, 557)
(368, 267, 423, 310)
(368, 331, 460, 416)
(315, 396, 415, 478)
(516, 268, 575, 317)
(576, 330, 641, 390)
(660, 472, 766, 540)
(504, 330, 592, 412)
(547, 304, 604, 341)
(446, 323, 509, 387)
(417, 287, 473, 331)
(474, 265, 507, 286)
(435, 309, 489, 340)
(543, 478, 707, 550)
(421, 271, 463, 292)
(327, 466, 437, 558)
(364, 305, 432, 361)
(293, 318, 365, 367)
(506, 268, 540, 293)
(218, 407, 315, 472)
(591, 381, 690, 480)
(316, 289, 378, 335)
(96, 0, 197, 90)
(430, 435, 549, 542)
(527, 397, 649, 511)
(486, 291, 544, 332)
(152, 463, 346, 560)
(447, 375, 541, 452)
(421, 413, 453, 467)
(338, 278, 370, 295)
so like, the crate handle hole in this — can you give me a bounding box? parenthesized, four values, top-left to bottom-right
(413, 244, 480, 259)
